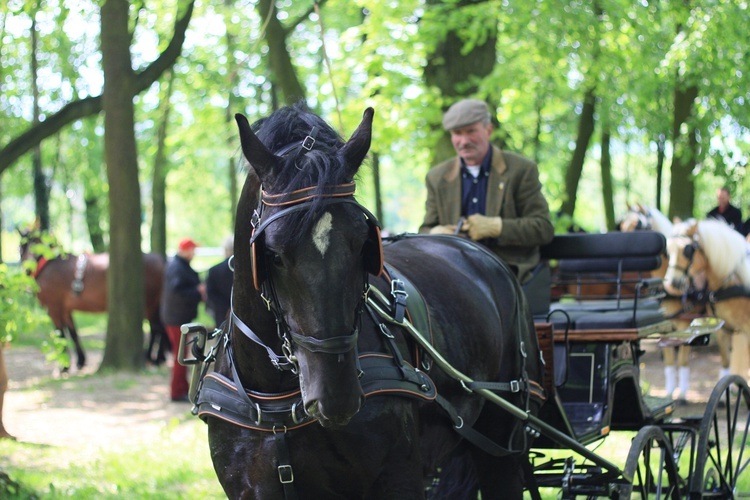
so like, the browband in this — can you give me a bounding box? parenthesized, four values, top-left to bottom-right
(261, 183, 356, 207)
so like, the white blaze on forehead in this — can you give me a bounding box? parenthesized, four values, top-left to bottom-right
(312, 212, 333, 257)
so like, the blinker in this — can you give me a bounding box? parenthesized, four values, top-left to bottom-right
(683, 242, 697, 260)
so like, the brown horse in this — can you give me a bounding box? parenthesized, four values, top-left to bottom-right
(20, 232, 168, 370)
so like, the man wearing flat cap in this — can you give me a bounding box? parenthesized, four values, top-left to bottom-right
(419, 99, 554, 287)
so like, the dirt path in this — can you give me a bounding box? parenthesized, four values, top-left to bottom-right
(2, 342, 196, 451)
(2, 335, 734, 451)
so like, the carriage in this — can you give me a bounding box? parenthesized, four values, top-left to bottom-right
(524, 229, 747, 498)
(179, 103, 749, 499)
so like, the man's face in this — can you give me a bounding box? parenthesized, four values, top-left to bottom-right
(450, 121, 493, 166)
(717, 189, 730, 208)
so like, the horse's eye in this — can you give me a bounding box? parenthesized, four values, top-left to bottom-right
(270, 253, 283, 268)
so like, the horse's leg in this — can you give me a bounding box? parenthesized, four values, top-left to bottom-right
(157, 319, 170, 364)
(677, 345, 691, 402)
(662, 346, 677, 398)
(716, 327, 732, 379)
(730, 330, 750, 380)
(148, 317, 169, 365)
(472, 449, 526, 500)
(64, 313, 86, 370)
(0, 346, 15, 440)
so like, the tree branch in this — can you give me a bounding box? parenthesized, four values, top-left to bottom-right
(0, 0, 195, 176)
(284, 0, 328, 36)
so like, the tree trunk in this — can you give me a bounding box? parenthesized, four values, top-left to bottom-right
(84, 194, 107, 253)
(257, 0, 306, 105)
(150, 69, 175, 259)
(423, 0, 498, 164)
(560, 88, 596, 217)
(600, 127, 615, 230)
(224, 1, 240, 229)
(655, 132, 666, 212)
(100, 0, 145, 371)
(31, 11, 50, 232)
(372, 152, 384, 228)
(667, 84, 699, 221)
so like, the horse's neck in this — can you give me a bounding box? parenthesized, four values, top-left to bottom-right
(705, 265, 744, 291)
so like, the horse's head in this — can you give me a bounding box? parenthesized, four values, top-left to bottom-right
(17, 227, 61, 274)
(234, 103, 381, 427)
(619, 204, 652, 232)
(663, 233, 703, 295)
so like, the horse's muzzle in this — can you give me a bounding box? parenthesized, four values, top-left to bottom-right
(663, 277, 687, 296)
(305, 394, 365, 428)
(297, 349, 365, 427)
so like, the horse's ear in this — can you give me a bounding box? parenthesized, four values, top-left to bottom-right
(340, 108, 374, 176)
(686, 220, 698, 237)
(235, 113, 278, 185)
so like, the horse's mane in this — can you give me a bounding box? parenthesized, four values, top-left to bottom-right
(644, 206, 674, 237)
(697, 218, 750, 286)
(246, 102, 361, 247)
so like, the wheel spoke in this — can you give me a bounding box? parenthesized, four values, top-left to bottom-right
(692, 375, 750, 498)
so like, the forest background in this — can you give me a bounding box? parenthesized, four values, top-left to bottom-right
(1, 0, 749, 370)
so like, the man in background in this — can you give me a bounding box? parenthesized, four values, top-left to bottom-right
(707, 186, 742, 233)
(161, 238, 205, 402)
(206, 235, 233, 328)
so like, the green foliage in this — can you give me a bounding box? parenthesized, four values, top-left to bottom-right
(2, 0, 750, 239)
(0, 263, 42, 344)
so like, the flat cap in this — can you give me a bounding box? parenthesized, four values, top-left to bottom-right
(442, 99, 491, 131)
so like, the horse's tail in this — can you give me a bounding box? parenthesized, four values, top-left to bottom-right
(426, 447, 478, 500)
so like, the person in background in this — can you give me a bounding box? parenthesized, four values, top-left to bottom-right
(419, 98, 554, 288)
(206, 235, 234, 328)
(160, 238, 205, 402)
(707, 186, 742, 233)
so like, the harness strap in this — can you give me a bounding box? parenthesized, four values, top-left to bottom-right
(261, 182, 355, 207)
(433, 394, 519, 457)
(466, 380, 525, 394)
(273, 431, 298, 500)
(33, 256, 49, 278)
(231, 310, 295, 371)
(71, 254, 88, 295)
(195, 351, 436, 432)
(709, 284, 750, 302)
(389, 274, 408, 323)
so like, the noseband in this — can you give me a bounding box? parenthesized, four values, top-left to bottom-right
(233, 181, 382, 371)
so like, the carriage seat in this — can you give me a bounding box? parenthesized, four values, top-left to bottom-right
(536, 231, 670, 340)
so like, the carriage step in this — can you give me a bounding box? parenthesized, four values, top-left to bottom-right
(642, 394, 674, 419)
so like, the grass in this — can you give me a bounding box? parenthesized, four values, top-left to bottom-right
(0, 420, 224, 499)
(2, 307, 225, 499)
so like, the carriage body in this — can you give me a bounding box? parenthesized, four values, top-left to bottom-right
(527, 229, 749, 498)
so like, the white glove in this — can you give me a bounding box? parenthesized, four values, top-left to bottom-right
(465, 214, 503, 240)
(429, 225, 457, 235)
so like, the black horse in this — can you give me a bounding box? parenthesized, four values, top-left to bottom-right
(197, 103, 545, 499)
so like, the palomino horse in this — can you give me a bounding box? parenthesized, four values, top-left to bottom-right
(620, 204, 708, 401)
(663, 218, 750, 382)
(197, 103, 544, 499)
(20, 232, 168, 370)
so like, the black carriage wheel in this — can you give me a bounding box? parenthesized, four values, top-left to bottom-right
(690, 374, 750, 499)
(620, 425, 682, 499)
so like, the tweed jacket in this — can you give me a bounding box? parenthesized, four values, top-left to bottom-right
(419, 145, 554, 283)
